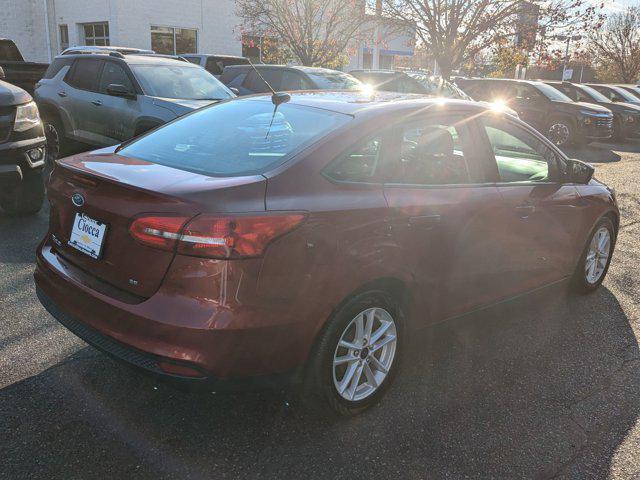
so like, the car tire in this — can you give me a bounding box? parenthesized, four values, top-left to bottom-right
(303, 289, 404, 417)
(43, 114, 71, 165)
(573, 216, 616, 293)
(0, 170, 45, 216)
(547, 117, 574, 147)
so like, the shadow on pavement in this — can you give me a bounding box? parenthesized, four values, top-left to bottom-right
(562, 139, 640, 163)
(1, 284, 638, 479)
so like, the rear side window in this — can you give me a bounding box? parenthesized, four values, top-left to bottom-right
(244, 69, 282, 92)
(205, 57, 224, 75)
(324, 136, 382, 183)
(118, 99, 351, 176)
(98, 61, 134, 93)
(67, 59, 103, 91)
(43, 57, 74, 79)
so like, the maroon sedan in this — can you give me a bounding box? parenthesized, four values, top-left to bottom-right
(35, 91, 618, 416)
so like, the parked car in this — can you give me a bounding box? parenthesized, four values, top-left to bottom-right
(615, 84, 640, 100)
(586, 84, 640, 105)
(220, 65, 363, 95)
(545, 81, 640, 140)
(0, 77, 46, 215)
(458, 78, 613, 146)
(34, 51, 234, 160)
(182, 54, 250, 78)
(35, 91, 618, 416)
(350, 70, 471, 100)
(0, 38, 49, 94)
(350, 70, 520, 117)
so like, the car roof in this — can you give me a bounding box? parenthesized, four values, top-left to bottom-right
(55, 53, 197, 67)
(239, 90, 483, 116)
(185, 54, 247, 59)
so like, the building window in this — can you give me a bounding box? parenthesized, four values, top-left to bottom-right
(59, 25, 69, 52)
(82, 22, 109, 46)
(150, 26, 197, 55)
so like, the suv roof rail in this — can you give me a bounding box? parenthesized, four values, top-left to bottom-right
(109, 51, 125, 59)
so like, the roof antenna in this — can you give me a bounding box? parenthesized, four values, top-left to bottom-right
(246, 58, 290, 139)
(247, 58, 290, 106)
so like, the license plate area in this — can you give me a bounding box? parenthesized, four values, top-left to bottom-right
(68, 213, 107, 259)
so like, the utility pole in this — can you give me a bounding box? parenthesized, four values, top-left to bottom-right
(372, 0, 382, 69)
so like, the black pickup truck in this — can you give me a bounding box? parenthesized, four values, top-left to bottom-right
(0, 76, 46, 216)
(0, 39, 49, 94)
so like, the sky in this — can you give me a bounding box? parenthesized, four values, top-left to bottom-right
(599, 0, 638, 12)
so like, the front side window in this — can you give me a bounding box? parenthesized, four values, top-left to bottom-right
(151, 26, 197, 55)
(118, 99, 351, 177)
(244, 69, 282, 93)
(481, 118, 557, 183)
(130, 63, 232, 100)
(98, 62, 134, 93)
(82, 22, 109, 46)
(324, 136, 382, 183)
(67, 58, 103, 91)
(387, 118, 474, 185)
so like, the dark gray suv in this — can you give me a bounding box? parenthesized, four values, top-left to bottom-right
(34, 51, 234, 159)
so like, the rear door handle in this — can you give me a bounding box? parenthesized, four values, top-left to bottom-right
(407, 214, 442, 228)
(515, 204, 536, 218)
(57, 91, 67, 97)
(91, 100, 102, 106)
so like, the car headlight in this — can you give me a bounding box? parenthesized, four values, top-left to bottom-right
(14, 101, 41, 132)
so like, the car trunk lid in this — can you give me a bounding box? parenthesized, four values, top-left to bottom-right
(47, 149, 266, 298)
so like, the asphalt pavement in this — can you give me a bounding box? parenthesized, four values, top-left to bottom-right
(1, 140, 639, 479)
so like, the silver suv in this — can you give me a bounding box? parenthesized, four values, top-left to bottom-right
(34, 51, 234, 160)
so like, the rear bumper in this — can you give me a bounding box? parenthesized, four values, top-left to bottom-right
(34, 240, 319, 380)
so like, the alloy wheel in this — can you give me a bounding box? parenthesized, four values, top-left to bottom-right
(548, 123, 570, 146)
(332, 307, 397, 402)
(585, 226, 611, 284)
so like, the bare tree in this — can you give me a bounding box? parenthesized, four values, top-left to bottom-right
(382, 0, 603, 79)
(236, 0, 371, 68)
(589, 7, 640, 83)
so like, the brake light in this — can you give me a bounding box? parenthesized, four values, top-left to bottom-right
(178, 213, 306, 259)
(129, 215, 190, 250)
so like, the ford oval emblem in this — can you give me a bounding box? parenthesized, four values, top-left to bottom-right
(71, 193, 85, 207)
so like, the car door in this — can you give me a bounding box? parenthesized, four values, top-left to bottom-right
(62, 57, 104, 143)
(477, 115, 582, 292)
(94, 60, 139, 144)
(511, 84, 548, 131)
(381, 113, 514, 322)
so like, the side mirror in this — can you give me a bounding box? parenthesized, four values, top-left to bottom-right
(106, 83, 136, 99)
(0, 66, 5, 79)
(229, 87, 239, 95)
(565, 158, 594, 184)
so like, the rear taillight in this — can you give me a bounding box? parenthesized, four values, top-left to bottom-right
(128, 213, 305, 258)
(178, 213, 306, 259)
(129, 215, 190, 250)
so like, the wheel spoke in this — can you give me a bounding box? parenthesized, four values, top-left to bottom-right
(371, 334, 396, 353)
(363, 362, 378, 388)
(334, 354, 358, 367)
(370, 321, 392, 345)
(368, 354, 388, 374)
(354, 313, 365, 345)
(338, 339, 358, 350)
(337, 362, 359, 394)
(348, 363, 364, 400)
(585, 257, 595, 273)
(364, 309, 375, 341)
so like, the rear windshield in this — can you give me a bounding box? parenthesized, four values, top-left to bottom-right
(305, 70, 363, 90)
(130, 64, 234, 100)
(118, 99, 351, 176)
